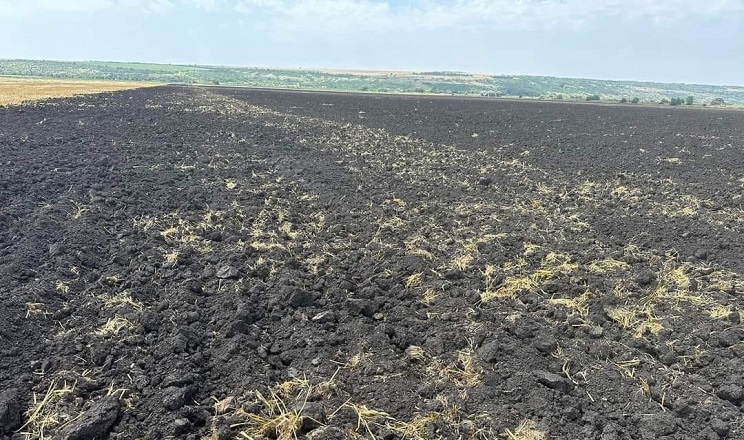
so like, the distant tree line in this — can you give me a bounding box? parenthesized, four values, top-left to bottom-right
(417, 71, 471, 77)
(662, 96, 695, 106)
(3, 60, 743, 105)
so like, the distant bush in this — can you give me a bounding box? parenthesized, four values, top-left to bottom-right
(686, 95, 694, 105)
(504, 86, 536, 97)
(660, 98, 670, 105)
(586, 94, 600, 101)
(670, 97, 685, 106)
(710, 97, 725, 106)
(631, 97, 640, 104)
(619, 97, 627, 103)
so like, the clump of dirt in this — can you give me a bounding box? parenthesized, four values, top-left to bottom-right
(1, 86, 743, 439)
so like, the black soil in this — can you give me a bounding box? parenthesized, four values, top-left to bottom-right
(1, 86, 743, 440)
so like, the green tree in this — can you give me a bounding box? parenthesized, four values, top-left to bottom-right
(670, 97, 684, 106)
(710, 97, 725, 106)
(631, 97, 640, 104)
(586, 94, 600, 101)
(686, 95, 694, 105)
(619, 97, 627, 103)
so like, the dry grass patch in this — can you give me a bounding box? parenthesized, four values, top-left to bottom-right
(100, 291, 144, 312)
(707, 305, 735, 320)
(523, 242, 542, 256)
(655, 194, 701, 217)
(405, 272, 424, 289)
(54, 281, 71, 294)
(18, 380, 75, 440)
(548, 289, 594, 319)
(377, 215, 406, 232)
(607, 306, 663, 338)
(343, 401, 391, 437)
(234, 388, 308, 440)
(451, 253, 474, 271)
(419, 288, 440, 305)
(0, 77, 153, 106)
(25, 302, 50, 319)
(482, 275, 537, 302)
(386, 395, 495, 440)
(504, 420, 547, 440)
(586, 258, 631, 274)
(707, 269, 744, 294)
(481, 253, 577, 302)
(94, 315, 135, 337)
(440, 348, 482, 388)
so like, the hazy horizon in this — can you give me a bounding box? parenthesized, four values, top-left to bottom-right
(8, 56, 744, 89)
(2, 0, 743, 87)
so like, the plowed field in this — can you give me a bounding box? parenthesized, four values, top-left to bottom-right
(1, 86, 743, 440)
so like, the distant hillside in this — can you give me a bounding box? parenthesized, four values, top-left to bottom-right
(1, 59, 742, 106)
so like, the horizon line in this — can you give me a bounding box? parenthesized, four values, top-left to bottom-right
(2, 57, 743, 89)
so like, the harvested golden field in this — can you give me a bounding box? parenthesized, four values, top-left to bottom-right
(0, 77, 153, 106)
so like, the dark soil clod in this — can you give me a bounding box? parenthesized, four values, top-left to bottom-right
(0, 390, 21, 434)
(535, 371, 573, 393)
(57, 397, 120, 440)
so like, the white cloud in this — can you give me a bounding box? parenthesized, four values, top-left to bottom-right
(186, 0, 225, 11)
(39, 0, 116, 11)
(0, 0, 113, 16)
(0, 0, 217, 17)
(128, 0, 175, 14)
(232, 0, 744, 34)
(2, 0, 741, 29)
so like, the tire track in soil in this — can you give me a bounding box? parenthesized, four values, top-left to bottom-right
(0, 86, 742, 440)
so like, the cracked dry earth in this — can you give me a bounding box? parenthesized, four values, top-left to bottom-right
(1, 86, 744, 440)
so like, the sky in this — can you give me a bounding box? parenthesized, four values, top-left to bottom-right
(1, 0, 743, 85)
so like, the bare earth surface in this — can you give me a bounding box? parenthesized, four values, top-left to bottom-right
(1, 86, 743, 440)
